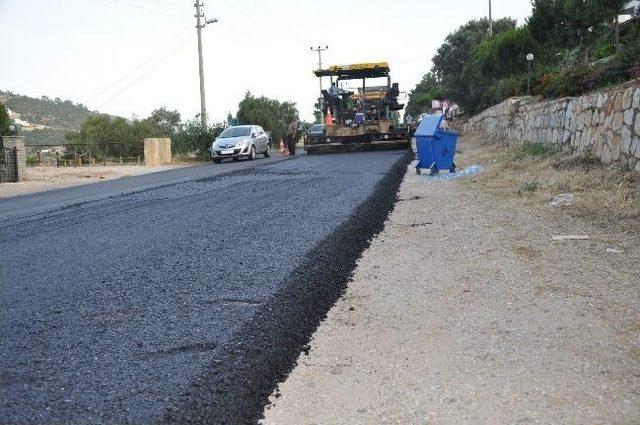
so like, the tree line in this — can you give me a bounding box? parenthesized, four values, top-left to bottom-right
(0, 104, 10, 139)
(406, 1, 640, 118)
(63, 92, 300, 159)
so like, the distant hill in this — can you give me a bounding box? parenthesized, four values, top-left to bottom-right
(0, 91, 96, 146)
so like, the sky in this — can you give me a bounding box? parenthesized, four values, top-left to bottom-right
(0, 0, 533, 123)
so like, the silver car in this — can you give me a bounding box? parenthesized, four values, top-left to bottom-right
(210, 125, 270, 163)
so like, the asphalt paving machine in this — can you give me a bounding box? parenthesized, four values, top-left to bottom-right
(305, 62, 411, 154)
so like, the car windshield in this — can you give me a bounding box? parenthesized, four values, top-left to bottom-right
(219, 126, 251, 138)
(310, 124, 324, 132)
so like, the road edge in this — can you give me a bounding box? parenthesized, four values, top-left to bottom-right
(162, 151, 411, 425)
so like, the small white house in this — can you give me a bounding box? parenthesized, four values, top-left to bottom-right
(623, 0, 639, 16)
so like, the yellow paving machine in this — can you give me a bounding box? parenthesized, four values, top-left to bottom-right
(305, 62, 411, 154)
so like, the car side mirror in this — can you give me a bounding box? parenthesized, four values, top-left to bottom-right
(251, 133, 257, 138)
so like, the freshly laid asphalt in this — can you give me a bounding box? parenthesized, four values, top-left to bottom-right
(1, 151, 408, 424)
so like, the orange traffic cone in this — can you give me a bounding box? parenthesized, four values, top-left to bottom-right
(279, 139, 287, 157)
(325, 107, 333, 126)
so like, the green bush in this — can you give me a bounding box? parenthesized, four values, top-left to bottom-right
(594, 42, 615, 60)
(534, 65, 591, 97)
(535, 45, 640, 98)
(482, 74, 528, 107)
(0, 103, 10, 137)
(511, 142, 559, 160)
(474, 26, 536, 78)
(173, 118, 224, 158)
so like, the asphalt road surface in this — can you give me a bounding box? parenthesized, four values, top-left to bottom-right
(1, 151, 408, 424)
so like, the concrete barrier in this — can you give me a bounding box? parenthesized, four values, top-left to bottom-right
(144, 138, 172, 166)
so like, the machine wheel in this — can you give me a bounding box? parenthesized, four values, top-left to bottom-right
(248, 146, 256, 160)
(430, 163, 439, 176)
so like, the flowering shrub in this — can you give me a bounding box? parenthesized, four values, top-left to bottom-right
(534, 45, 640, 98)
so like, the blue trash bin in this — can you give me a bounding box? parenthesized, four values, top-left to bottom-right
(414, 114, 458, 175)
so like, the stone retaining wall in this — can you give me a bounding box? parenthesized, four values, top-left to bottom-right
(466, 82, 640, 172)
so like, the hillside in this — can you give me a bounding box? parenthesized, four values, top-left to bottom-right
(0, 91, 94, 145)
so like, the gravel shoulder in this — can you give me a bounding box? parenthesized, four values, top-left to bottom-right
(262, 152, 640, 423)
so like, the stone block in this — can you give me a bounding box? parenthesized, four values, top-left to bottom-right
(602, 139, 612, 163)
(144, 138, 172, 166)
(621, 125, 632, 154)
(611, 129, 622, 161)
(632, 137, 640, 157)
(633, 88, 640, 109)
(613, 92, 623, 110)
(612, 112, 624, 131)
(624, 109, 633, 126)
(622, 88, 634, 109)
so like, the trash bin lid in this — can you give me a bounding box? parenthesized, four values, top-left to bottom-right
(415, 114, 445, 137)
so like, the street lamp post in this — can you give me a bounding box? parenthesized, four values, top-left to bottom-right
(526, 53, 534, 95)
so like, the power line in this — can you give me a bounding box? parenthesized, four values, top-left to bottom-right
(85, 25, 191, 103)
(110, 0, 191, 22)
(97, 33, 194, 108)
(217, 0, 303, 44)
(137, 0, 193, 14)
(240, 0, 311, 42)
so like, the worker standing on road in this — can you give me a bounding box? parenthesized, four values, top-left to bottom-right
(286, 118, 299, 156)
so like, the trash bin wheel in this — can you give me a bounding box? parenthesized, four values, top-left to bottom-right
(429, 164, 439, 176)
(450, 162, 456, 174)
(416, 167, 421, 175)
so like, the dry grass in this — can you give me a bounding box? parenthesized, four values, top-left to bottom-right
(456, 131, 640, 232)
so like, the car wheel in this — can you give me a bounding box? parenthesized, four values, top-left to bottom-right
(213, 158, 222, 164)
(264, 147, 270, 158)
(248, 145, 256, 160)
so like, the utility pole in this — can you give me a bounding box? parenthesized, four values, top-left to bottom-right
(310, 45, 328, 93)
(488, 0, 493, 36)
(194, 2, 218, 128)
(310, 45, 328, 121)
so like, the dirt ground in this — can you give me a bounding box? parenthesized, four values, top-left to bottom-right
(262, 132, 640, 424)
(0, 164, 190, 198)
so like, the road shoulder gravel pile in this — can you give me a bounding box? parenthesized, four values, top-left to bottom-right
(261, 164, 640, 424)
